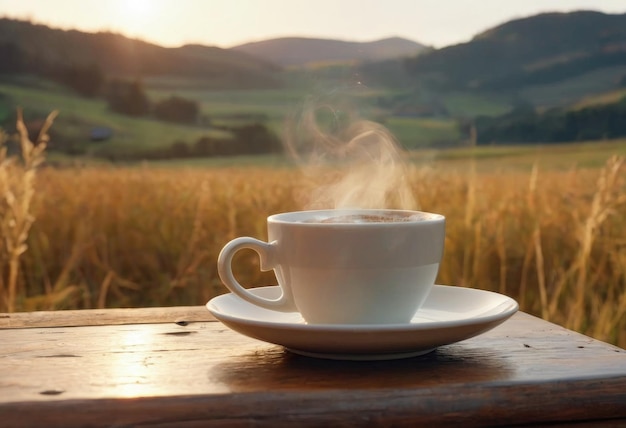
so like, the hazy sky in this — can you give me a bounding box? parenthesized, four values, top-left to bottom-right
(1, 0, 625, 49)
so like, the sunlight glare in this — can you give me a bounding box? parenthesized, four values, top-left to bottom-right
(123, 0, 152, 16)
(110, 0, 162, 39)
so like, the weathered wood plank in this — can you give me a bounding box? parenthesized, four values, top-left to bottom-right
(1, 311, 626, 427)
(0, 306, 215, 328)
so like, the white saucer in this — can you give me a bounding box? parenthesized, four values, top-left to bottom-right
(206, 285, 518, 361)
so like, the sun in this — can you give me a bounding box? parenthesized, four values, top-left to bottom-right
(122, 0, 153, 16)
(111, 0, 161, 38)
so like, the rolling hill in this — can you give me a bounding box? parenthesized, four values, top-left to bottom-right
(0, 18, 282, 89)
(404, 11, 626, 93)
(232, 36, 427, 67)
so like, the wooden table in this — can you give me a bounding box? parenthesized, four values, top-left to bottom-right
(1, 307, 626, 427)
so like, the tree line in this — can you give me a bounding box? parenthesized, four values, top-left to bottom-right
(0, 42, 200, 125)
(0, 43, 105, 97)
(99, 123, 282, 162)
(473, 96, 626, 144)
(104, 79, 200, 125)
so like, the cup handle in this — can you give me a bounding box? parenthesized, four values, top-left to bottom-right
(217, 237, 296, 311)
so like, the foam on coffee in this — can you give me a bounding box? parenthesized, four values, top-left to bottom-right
(302, 212, 430, 224)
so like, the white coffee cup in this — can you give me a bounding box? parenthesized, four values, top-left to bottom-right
(217, 209, 445, 325)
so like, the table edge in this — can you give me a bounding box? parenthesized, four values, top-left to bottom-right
(0, 305, 216, 329)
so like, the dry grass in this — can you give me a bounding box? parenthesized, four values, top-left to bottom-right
(432, 156, 626, 346)
(0, 109, 56, 312)
(1, 133, 625, 347)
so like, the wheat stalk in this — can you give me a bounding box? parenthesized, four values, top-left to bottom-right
(566, 156, 625, 330)
(461, 159, 477, 287)
(0, 109, 57, 312)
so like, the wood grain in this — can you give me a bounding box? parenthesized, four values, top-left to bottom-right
(0, 306, 215, 328)
(1, 311, 626, 427)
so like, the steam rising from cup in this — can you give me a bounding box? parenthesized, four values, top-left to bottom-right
(283, 95, 417, 210)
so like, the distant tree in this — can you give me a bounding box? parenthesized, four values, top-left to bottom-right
(169, 140, 191, 157)
(194, 136, 221, 157)
(105, 79, 150, 117)
(48, 63, 105, 97)
(456, 118, 475, 145)
(66, 64, 105, 97)
(0, 42, 30, 73)
(153, 96, 199, 124)
(231, 123, 282, 154)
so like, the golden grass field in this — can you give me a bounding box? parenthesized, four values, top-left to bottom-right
(1, 119, 625, 348)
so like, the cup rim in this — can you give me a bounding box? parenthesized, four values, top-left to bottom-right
(268, 209, 445, 226)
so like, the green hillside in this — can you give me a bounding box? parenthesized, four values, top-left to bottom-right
(0, 80, 231, 158)
(2, 11, 626, 159)
(405, 11, 626, 94)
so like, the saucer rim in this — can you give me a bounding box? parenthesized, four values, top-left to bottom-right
(206, 284, 519, 332)
(206, 285, 518, 360)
